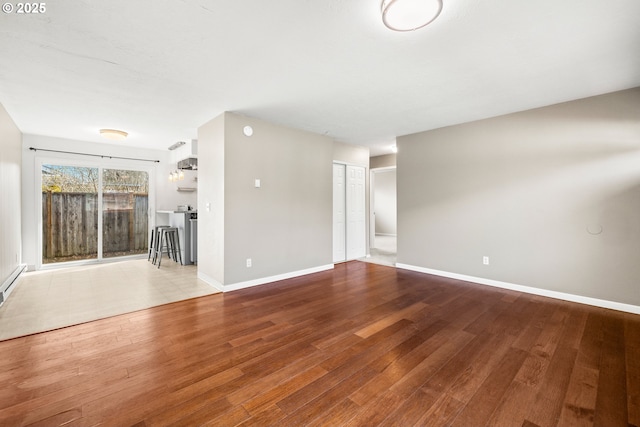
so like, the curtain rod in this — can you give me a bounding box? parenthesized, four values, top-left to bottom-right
(29, 147, 160, 163)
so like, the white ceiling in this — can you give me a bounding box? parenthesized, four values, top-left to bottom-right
(1, 0, 639, 156)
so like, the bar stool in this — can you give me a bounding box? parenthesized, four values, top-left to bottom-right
(149, 225, 170, 263)
(156, 227, 182, 268)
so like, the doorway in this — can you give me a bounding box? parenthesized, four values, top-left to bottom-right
(333, 163, 366, 263)
(369, 167, 397, 266)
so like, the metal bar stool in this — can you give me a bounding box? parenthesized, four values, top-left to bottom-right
(156, 227, 182, 268)
(167, 228, 183, 265)
(149, 225, 170, 264)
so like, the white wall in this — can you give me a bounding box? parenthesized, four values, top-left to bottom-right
(398, 88, 640, 309)
(197, 113, 225, 286)
(0, 103, 23, 290)
(21, 134, 193, 269)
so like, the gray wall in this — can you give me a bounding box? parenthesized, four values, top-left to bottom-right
(371, 153, 396, 169)
(0, 103, 23, 288)
(333, 141, 369, 167)
(198, 112, 334, 287)
(398, 88, 640, 306)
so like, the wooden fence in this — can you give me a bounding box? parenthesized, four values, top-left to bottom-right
(42, 192, 148, 263)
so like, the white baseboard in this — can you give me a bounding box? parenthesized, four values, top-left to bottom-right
(0, 264, 27, 307)
(395, 263, 640, 315)
(197, 271, 224, 293)
(198, 264, 335, 293)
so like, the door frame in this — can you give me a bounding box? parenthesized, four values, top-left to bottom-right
(369, 166, 396, 250)
(333, 162, 367, 263)
(332, 163, 346, 263)
(35, 155, 156, 270)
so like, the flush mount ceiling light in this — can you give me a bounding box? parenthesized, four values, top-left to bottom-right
(99, 129, 128, 140)
(381, 0, 443, 32)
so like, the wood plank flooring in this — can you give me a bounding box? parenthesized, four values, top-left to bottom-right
(0, 261, 638, 426)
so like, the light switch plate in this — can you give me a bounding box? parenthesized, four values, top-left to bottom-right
(255, 179, 261, 188)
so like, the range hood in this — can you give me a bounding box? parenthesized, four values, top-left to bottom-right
(178, 157, 197, 170)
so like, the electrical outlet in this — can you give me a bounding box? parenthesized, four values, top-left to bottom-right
(246, 258, 252, 268)
(483, 256, 489, 265)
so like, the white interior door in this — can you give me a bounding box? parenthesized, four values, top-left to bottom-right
(333, 164, 346, 262)
(333, 163, 366, 262)
(346, 165, 366, 260)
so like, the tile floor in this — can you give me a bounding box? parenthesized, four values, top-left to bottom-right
(0, 258, 220, 341)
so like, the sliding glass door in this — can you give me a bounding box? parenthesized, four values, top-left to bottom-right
(41, 161, 151, 266)
(102, 169, 149, 258)
(42, 165, 99, 264)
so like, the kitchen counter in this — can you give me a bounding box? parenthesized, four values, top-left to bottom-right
(157, 210, 197, 214)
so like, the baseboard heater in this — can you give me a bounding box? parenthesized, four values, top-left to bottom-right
(0, 264, 27, 307)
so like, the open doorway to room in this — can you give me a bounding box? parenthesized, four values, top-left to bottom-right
(369, 166, 397, 266)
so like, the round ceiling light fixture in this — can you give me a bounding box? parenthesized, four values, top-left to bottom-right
(381, 0, 443, 32)
(243, 125, 254, 137)
(99, 129, 128, 140)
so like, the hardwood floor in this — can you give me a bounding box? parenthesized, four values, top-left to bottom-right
(0, 261, 637, 426)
